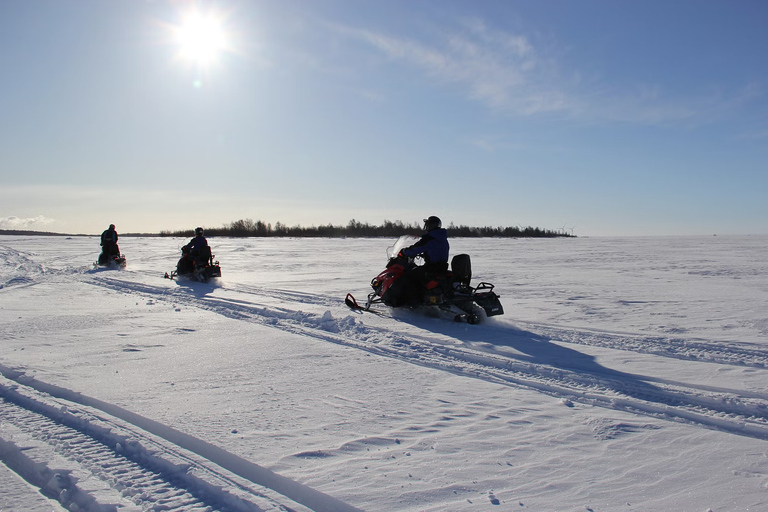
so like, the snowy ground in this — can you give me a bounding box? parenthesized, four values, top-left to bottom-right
(1, 234, 768, 512)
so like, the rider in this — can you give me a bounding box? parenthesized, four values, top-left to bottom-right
(100, 224, 120, 256)
(183, 227, 210, 265)
(392, 216, 449, 306)
(401, 216, 449, 275)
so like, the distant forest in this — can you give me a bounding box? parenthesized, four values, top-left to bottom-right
(0, 230, 65, 236)
(159, 219, 574, 238)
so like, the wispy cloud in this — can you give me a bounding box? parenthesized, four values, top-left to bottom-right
(735, 129, 768, 140)
(469, 135, 526, 153)
(328, 17, 761, 128)
(0, 216, 56, 230)
(332, 18, 569, 117)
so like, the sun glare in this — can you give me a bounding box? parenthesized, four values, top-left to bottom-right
(174, 10, 229, 67)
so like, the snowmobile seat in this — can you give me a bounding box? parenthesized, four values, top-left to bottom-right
(102, 241, 120, 257)
(451, 254, 472, 287)
(423, 262, 449, 280)
(198, 245, 213, 264)
(189, 245, 213, 266)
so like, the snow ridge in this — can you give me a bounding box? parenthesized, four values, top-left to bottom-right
(0, 246, 47, 289)
(0, 368, 361, 512)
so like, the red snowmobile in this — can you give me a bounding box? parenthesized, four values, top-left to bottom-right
(346, 236, 504, 324)
(165, 245, 221, 282)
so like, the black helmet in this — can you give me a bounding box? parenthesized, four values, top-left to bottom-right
(195, 227, 204, 236)
(423, 216, 442, 231)
(109, 224, 115, 230)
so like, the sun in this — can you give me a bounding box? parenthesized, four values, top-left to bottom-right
(174, 9, 229, 67)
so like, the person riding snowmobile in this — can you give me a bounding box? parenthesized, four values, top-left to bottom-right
(388, 216, 450, 307)
(400, 216, 449, 273)
(100, 224, 120, 257)
(167, 227, 221, 281)
(182, 227, 210, 265)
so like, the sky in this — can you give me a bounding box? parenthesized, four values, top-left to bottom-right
(1, 0, 766, 237)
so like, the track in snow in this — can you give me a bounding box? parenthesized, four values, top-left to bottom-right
(86, 273, 768, 442)
(0, 368, 361, 512)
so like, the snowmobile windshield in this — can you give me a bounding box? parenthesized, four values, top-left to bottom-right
(387, 235, 420, 260)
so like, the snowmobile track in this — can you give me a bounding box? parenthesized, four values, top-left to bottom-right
(518, 320, 768, 369)
(84, 274, 768, 442)
(1, 399, 216, 511)
(0, 370, 361, 512)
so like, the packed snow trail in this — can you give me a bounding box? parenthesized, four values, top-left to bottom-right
(82, 272, 768, 442)
(0, 367, 361, 512)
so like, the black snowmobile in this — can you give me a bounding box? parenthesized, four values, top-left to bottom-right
(346, 236, 504, 323)
(96, 248, 126, 268)
(165, 245, 221, 282)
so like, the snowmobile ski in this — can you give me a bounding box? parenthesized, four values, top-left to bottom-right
(345, 293, 366, 310)
(344, 293, 385, 316)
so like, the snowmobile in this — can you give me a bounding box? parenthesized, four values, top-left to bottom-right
(345, 236, 504, 324)
(165, 245, 221, 282)
(96, 249, 126, 269)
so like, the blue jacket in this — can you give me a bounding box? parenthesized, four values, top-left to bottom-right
(402, 228, 449, 264)
(185, 235, 208, 253)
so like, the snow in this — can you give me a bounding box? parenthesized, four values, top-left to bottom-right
(1, 234, 768, 511)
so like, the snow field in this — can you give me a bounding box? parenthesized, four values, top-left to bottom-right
(2, 234, 768, 511)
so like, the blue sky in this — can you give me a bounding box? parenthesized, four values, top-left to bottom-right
(1, 0, 766, 236)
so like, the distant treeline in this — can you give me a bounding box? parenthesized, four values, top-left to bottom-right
(0, 229, 160, 237)
(160, 219, 573, 238)
(0, 229, 65, 236)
